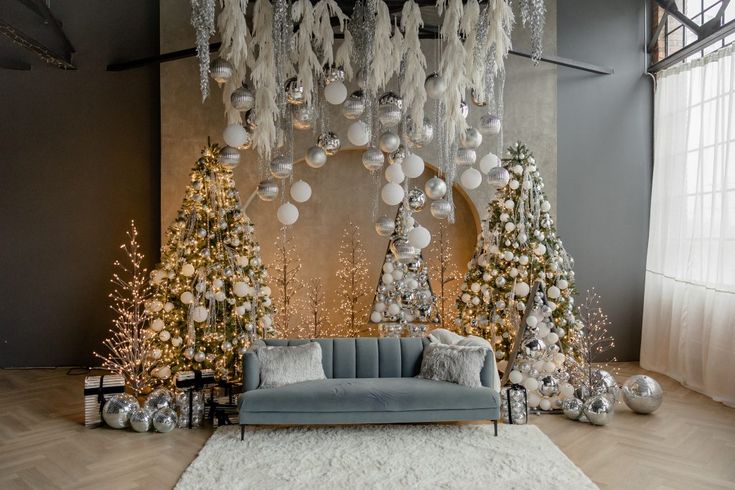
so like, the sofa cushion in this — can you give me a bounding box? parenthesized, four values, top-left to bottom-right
(240, 378, 499, 413)
(418, 343, 488, 388)
(256, 342, 326, 389)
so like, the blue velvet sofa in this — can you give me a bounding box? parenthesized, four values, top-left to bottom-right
(238, 337, 500, 439)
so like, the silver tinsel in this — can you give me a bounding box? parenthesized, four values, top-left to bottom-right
(520, 0, 547, 63)
(190, 0, 216, 101)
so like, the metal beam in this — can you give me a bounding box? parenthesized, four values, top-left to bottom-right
(649, 18, 735, 73)
(0, 20, 76, 69)
(0, 57, 31, 70)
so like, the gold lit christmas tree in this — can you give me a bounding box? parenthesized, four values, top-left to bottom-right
(147, 144, 274, 383)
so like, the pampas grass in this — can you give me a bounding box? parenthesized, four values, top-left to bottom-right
(218, 0, 250, 123)
(400, 0, 427, 130)
(251, 0, 278, 159)
(438, 0, 468, 140)
(292, 0, 320, 105)
(313, 0, 348, 68)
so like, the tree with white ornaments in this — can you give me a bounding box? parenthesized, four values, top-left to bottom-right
(456, 142, 583, 411)
(147, 144, 274, 384)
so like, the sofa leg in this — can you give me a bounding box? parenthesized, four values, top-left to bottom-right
(240, 425, 245, 441)
(493, 420, 498, 437)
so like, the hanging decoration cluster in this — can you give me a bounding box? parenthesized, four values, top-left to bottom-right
(191, 0, 547, 231)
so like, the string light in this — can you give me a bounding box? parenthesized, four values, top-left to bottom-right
(334, 221, 370, 336)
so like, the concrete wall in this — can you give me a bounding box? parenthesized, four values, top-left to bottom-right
(0, 1, 160, 367)
(557, 0, 652, 361)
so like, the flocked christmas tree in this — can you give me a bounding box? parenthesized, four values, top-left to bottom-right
(457, 142, 583, 411)
(334, 221, 370, 336)
(147, 144, 274, 383)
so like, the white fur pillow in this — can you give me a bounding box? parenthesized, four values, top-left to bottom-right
(256, 342, 326, 389)
(418, 343, 487, 388)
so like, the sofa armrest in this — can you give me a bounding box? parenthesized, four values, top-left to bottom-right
(243, 347, 260, 392)
(480, 349, 501, 392)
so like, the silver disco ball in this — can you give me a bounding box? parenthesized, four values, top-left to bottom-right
(622, 375, 663, 414)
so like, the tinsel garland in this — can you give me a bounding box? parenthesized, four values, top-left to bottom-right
(191, 0, 217, 102)
(251, 0, 278, 159)
(400, 1, 427, 133)
(520, 0, 546, 63)
(218, 0, 250, 123)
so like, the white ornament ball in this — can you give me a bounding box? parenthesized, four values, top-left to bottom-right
(402, 153, 425, 178)
(233, 282, 249, 298)
(509, 179, 520, 190)
(535, 244, 547, 256)
(514, 282, 530, 297)
(560, 382, 574, 398)
(347, 121, 370, 147)
(370, 311, 382, 323)
(479, 153, 500, 174)
(546, 332, 559, 345)
(324, 80, 348, 105)
(382, 273, 394, 285)
(557, 279, 569, 290)
(504, 222, 516, 232)
(504, 199, 515, 210)
(150, 318, 165, 332)
(223, 124, 249, 148)
(180, 291, 194, 305)
(528, 393, 541, 408)
(381, 182, 405, 206)
(277, 202, 299, 226)
(526, 315, 538, 327)
(192, 306, 209, 323)
(384, 163, 405, 184)
(547, 286, 561, 299)
(539, 398, 552, 411)
(541, 200, 551, 212)
(158, 330, 171, 342)
(509, 370, 523, 384)
(387, 303, 401, 316)
(524, 377, 539, 391)
(460, 167, 482, 190)
(171, 336, 183, 347)
(408, 226, 431, 249)
(181, 263, 195, 277)
(236, 255, 249, 267)
(290, 180, 312, 203)
(424, 73, 447, 99)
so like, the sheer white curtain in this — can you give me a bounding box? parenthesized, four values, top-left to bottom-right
(641, 44, 735, 407)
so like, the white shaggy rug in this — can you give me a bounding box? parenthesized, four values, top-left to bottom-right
(176, 424, 596, 490)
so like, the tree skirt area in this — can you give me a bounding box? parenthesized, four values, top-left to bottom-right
(176, 424, 597, 489)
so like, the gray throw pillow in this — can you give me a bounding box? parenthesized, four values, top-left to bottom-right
(256, 342, 326, 389)
(418, 343, 487, 388)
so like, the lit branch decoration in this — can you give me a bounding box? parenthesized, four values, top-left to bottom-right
(95, 221, 154, 397)
(272, 226, 304, 337)
(569, 288, 617, 384)
(304, 277, 329, 337)
(335, 221, 370, 336)
(429, 221, 460, 329)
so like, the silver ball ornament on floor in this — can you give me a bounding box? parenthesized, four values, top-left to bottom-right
(590, 368, 620, 402)
(424, 73, 447, 99)
(305, 145, 327, 169)
(102, 393, 140, 429)
(152, 407, 178, 433)
(144, 387, 174, 413)
(362, 147, 385, 172)
(230, 85, 255, 111)
(129, 408, 152, 432)
(317, 132, 341, 156)
(210, 58, 234, 84)
(407, 188, 426, 212)
(375, 216, 395, 237)
(430, 199, 452, 220)
(487, 166, 510, 188)
(379, 131, 401, 153)
(270, 156, 294, 179)
(292, 105, 314, 130)
(622, 375, 663, 414)
(562, 397, 584, 420)
(583, 394, 615, 426)
(478, 114, 502, 135)
(257, 179, 279, 201)
(425, 177, 447, 200)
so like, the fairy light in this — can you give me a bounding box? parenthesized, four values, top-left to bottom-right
(335, 221, 370, 336)
(272, 226, 306, 338)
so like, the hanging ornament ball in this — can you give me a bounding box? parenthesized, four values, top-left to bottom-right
(479, 153, 501, 174)
(209, 58, 234, 84)
(270, 156, 294, 179)
(102, 393, 139, 429)
(379, 130, 401, 153)
(230, 84, 255, 111)
(488, 166, 511, 188)
(455, 148, 477, 166)
(218, 146, 240, 169)
(460, 167, 483, 190)
(424, 72, 447, 99)
(622, 375, 663, 414)
(292, 105, 314, 130)
(375, 216, 396, 237)
(152, 407, 178, 433)
(284, 77, 306, 105)
(277, 202, 299, 226)
(460, 128, 483, 149)
(347, 121, 370, 147)
(388, 145, 407, 166)
(406, 117, 435, 148)
(257, 179, 279, 201)
(402, 153, 425, 178)
(324, 80, 348, 105)
(381, 182, 405, 206)
(478, 113, 502, 135)
(317, 132, 341, 156)
(192, 306, 209, 323)
(583, 395, 615, 426)
(378, 92, 403, 127)
(408, 225, 431, 249)
(342, 90, 365, 119)
(129, 408, 152, 432)
(233, 282, 249, 297)
(430, 199, 452, 220)
(384, 162, 405, 184)
(407, 187, 426, 212)
(425, 177, 447, 200)
(362, 147, 385, 172)
(290, 180, 312, 203)
(245, 109, 257, 130)
(305, 145, 327, 169)
(223, 123, 249, 149)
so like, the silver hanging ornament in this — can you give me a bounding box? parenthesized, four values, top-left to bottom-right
(218, 146, 240, 169)
(317, 132, 341, 156)
(378, 91, 403, 128)
(424, 73, 447, 99)
(455, 148, 477, 166)
(292, 105, 314, 130)
(379, 130, 401, 153)
(210, 58, 234, 84)
(391, 237, 419, 263)
(488, 166, 510, 188)
(257, 179, 279, 201)
(231, 85, 255, 111)
(305, 145, 328, 168)
(362, 147, 385, 172)
(375, 216, 396, 237)
(478, 114, 502, 135)
(388, 145, 406, 166)
(342, 91, 366, 119)
(285, 77, 306, 105)
(245, 110, 257, 130)
(460, 128, 483, 149)
(425, 177, 447, 200)
(405, 117, 434, 148)
(270, 156, 294, 179)
(324, 65, 345, 83)
(407, 188, 426, 212)
(430, 199, 452, 220)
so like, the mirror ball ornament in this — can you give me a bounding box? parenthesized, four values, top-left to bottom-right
(425, 177, 447, 200)
(488, 166, 511, 188)
(305, 145, 327, 168)
(378, 91, 403, 127)
(362, 147, 385, 172)
(210, 58, 234, 84)
(478, 113, 502, 135)
(129, 408, 152, 432)
(583, 395, 615, 426)
(455, 148, 477, 166)
(144, 388, 174, 413)
(231, 84, 255, 111)
(424, 72, 447, 99)
(379, 130, 401, 153)
(622, 375, 663, 414)
(562, 397, 584, 420)
(538, 376, 560, 397)
(152, 407, 178, 433)
(391, 237, 419, 263)
(270, 156, 294, 179)
(375, 216, 396, 237)
(324, 65, 345, 84)
(342, 90, 366, 119)
(317, 132, 341, 156)
(257, 179, 279, 201)
(590, 368, 621, 402)
(430, 199, 452, 220)
(460, 128, 483, 149)
(406, 116, 434, 148)
(388, 145, 406, 166)
(218, 146, 240, 169)
(407, 188, 426, 212)
(523, 338, 547, 358)
(102, 393, 140, 429)
(292, 105, 314, 130)
(284, 77, 305, 105)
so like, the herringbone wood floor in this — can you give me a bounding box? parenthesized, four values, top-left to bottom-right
(0, 363, 733, 489)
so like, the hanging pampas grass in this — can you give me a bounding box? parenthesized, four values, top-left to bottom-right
(389, 18, 404, 80)
(368, 0, 393, 95)
(461, 0, 482, 104)
(191, 0, 217, 102)
(291, 0, 320, 105)
(400, 0, 426, 131)
(335, 29, 354, 80)
(313, 0, 349, 68)
(218, 0, 250, 123)
(488, 0, 514, 73)
(251, 0, 278, 159)
(437, 0, 468, 140)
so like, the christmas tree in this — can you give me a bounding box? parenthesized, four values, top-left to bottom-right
(457, 142, 582, 410)
(334, 221, 370, 336)
(147, 144, 274, 383)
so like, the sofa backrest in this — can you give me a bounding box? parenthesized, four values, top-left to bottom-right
(261, 337, 430, 379)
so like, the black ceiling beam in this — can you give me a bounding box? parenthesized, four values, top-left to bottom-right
(0, 20, 76, 69)
(0, 57, 30, 70)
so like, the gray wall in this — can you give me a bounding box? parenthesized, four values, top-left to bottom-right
(557, 0, 652, 361)
(0, 1, 160, 367)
